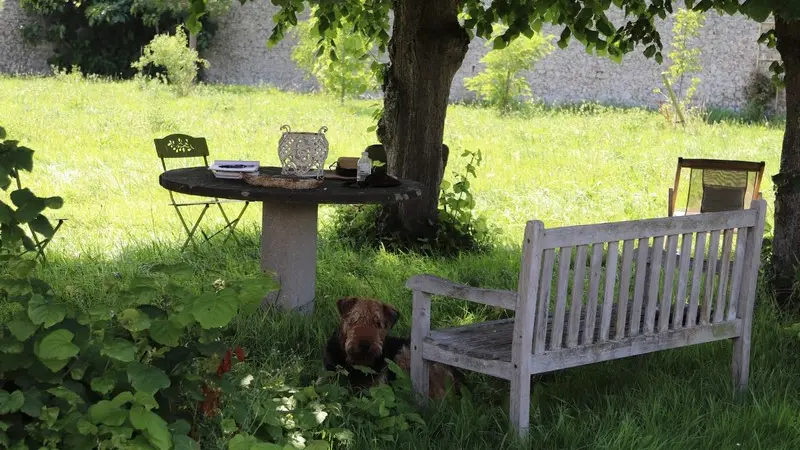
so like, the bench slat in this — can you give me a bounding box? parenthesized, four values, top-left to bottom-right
(687, 232, 707, 327)
(566, 245, 588, 348)
(659, 234, 679, 333)
(583, 244, 605, 345)
(630, 238, 650, 336)
(550, 247, 572, 350)
(541, 209, 756, 249)
(534, 249, 556, 353)
(615, 240, 635, 340)
(644, 236, 665, 334)
(600, 241, 620, 342)
(714, 229, 735, 323)
(727, 227, 748, 320)
(672, 233, 694, 330)
(702, 230, 721, 324)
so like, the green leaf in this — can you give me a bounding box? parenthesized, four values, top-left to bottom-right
(46, 386, 84, 406)
(28, 215, 55, 238)
(88, 400, 127, 426)
(91, 374, 117, 395)
(39, 357, 70, 372)
(306, 441, 330, 450)
(77, 419, 99, 435)
(149, 319, 183, 347)
(0, 201, 12, 225)
(36, 329, 79, 361)
(28, 294, 67, 328)
(101, 338, 137, 362)
(14, 198, 46, 224)
(127, 362, 170, 395)
(228, 433, 284, 450)
(0, 391, 25, 414)
(221, 418, 238, 434)
(7, 311, 38, 341)
(134, 392, 159, 410)
(130, 405, 172, 450)
(21, 389, 43, 417)
(111, 391, 135, 407)
(173, 435, 200, 450)
(44, 196, 63, 209)
(119, 308, 152, 332)
(191, 293, 237, 329)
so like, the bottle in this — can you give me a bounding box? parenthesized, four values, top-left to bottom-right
(357, 151, 372, 183)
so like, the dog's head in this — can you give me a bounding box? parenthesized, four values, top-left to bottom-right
(335, 296, 400, 367)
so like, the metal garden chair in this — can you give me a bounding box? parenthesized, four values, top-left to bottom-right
(12, 169, 65, 263)
(154, 134, 250, 251)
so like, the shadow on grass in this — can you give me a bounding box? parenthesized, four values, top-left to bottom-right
(18, 228, 800, 449)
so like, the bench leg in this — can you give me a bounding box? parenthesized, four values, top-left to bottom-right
(731, 335, 751, 397)
(411, 290, 431, 402)
(509, 368, 532, 438)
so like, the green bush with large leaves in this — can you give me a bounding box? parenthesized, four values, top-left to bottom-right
(0, 127, 282, 448)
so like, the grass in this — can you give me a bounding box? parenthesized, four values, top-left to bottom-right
(1, 73, 798, 449)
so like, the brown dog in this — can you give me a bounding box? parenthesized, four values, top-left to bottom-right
(324, 296, 460, 399)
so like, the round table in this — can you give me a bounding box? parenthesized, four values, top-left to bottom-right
(159, 166, 423, 314)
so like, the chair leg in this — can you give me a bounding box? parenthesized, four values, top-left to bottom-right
(180, 204, 210, 251)
(222, 201, 249, 244)
(732, 335, 751, 399)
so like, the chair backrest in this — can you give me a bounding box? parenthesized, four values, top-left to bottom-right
(670, 158, 765, 216)
(512, 199, 766, 358)
(154, 134, 210, 171)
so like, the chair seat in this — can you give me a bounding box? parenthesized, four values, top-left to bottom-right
(425, 300, 704, 363)
(172, 199, 247, 207)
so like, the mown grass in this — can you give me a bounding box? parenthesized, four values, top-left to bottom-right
(1, 74, 798, 449)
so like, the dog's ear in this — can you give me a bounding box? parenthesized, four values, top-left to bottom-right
(382, 304, 400, 328)
(336, 297, 358, 316)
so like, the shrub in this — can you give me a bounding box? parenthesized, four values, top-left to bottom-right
(19, 0, 222, 77)
(464, 26, 555, 112)
(291, 8, 380, 103)
(328, 148, 494, 255)
(743, 70, 779, 121)
(132, 27, 208, 96)
(653, 8, 706, 126)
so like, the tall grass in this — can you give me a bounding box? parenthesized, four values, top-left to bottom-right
(1, 74, 795, 449)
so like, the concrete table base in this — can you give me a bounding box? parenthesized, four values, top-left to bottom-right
(260, 200, 318, 314)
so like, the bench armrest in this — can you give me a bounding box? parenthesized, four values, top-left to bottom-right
(406, 274, 517, 311)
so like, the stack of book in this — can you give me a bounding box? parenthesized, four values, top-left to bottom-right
(209, 160, 260, 179)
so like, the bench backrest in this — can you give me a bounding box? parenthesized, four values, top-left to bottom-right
(513, 199, 767, 356)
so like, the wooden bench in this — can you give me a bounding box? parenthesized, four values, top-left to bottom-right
(407, 199, 766, 437)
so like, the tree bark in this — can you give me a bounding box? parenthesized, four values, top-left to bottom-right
(377, 0, 470, 233)
(772, 17, 800, 300)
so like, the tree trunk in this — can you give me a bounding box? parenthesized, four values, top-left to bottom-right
(189, 32, 198, 50)
(377, 0, 469, 233)
(772, 17, 800, 301)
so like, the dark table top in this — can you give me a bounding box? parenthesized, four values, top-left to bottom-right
(159, 166, 424, 205)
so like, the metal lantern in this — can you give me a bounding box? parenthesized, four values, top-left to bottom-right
(278, 125, 329, 178)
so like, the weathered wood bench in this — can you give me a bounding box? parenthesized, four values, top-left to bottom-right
(407, 199, 766, 437)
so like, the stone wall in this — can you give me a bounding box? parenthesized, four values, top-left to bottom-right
(0, 0, 52, 74)
(0, 0, 785, 111)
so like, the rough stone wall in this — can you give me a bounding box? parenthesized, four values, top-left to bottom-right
(0, 0, 52, 74)
(0, 0, 785, 112)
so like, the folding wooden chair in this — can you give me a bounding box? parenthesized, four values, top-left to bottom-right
(668, 158, 766, 217)
(154, 134, 250, 251)
(11, 169, 66, 264)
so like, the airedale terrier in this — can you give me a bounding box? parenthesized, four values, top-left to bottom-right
(324, 296, 460, 399)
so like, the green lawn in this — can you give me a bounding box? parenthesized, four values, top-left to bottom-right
(2, 74, 798, 449)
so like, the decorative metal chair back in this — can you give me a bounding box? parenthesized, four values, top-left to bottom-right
(669, 158, 765, 216)
(154, 134, 210, 172)
(278, 125, 329, 178)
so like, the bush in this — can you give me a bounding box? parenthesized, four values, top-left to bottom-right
(132, 27, 208, 96)
(291, 7, 381, 103)
(653, 8, 706, 126)
(743, 70, 779, 121)
(464, 26, 555, 112)
(328, 148, 494, 255)
(20, 0, 223, 77)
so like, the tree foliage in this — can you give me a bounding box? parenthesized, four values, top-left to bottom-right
(132, 26, 208, 96)
(291, 8, 380, 103)
(464, 27, 555, 111)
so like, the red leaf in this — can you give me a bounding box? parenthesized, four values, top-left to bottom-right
(217, 350, 233, 378)
(234, 346, 245, 362)
(200, 384, 221, 418)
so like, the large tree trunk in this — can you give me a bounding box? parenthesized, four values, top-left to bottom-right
(377, 0, 469, 233)
(772, 17, 800, 301)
